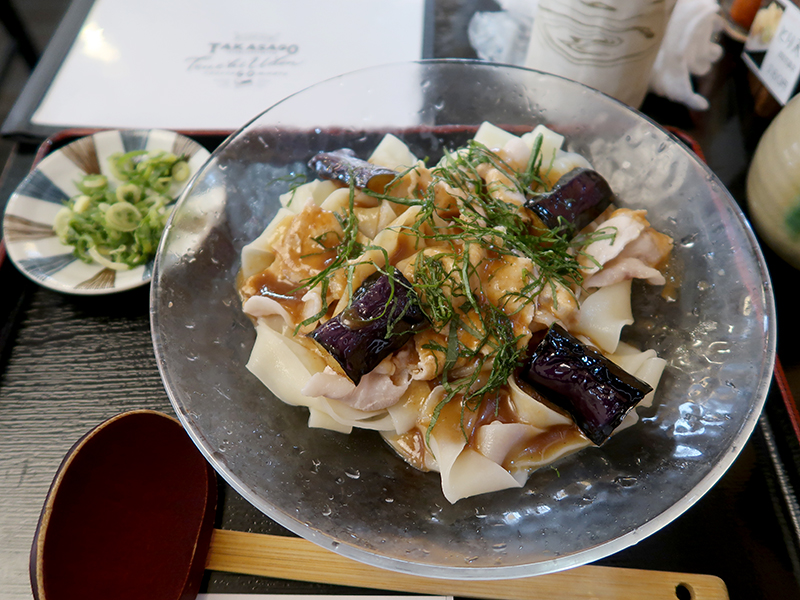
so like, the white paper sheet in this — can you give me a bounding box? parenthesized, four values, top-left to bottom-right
(32, 0, 426, 131)
(742, 0, 800, 105)
(756, 1, 800, 105)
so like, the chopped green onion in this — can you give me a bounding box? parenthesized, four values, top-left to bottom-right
(116, 183, 142, 203)
(73, 195, 92, 213)
(56, 148, 191, 269)
(53, 207, 72, 238)
(171, 161, 190, 182)
(80, 174, 107, 191)
(105, 201, 142, 231)
(88, 246, 132, 271)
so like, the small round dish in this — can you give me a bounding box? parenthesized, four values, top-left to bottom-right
(3, 129, 210, 295)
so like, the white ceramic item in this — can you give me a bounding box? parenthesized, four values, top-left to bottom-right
(747, 94, 800, 269)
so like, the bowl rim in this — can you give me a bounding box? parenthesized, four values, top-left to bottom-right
(150, 58, 777, 578)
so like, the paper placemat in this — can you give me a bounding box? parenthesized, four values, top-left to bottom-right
(31, 0, 427, 131)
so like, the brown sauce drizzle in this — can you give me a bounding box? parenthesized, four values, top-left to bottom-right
(660, 255, 681, 303)
(391, 429, 428, 471)
(248, 270, 307, 324)
(506, 424, 585, 469)
(390, 383, 586, 475)
(390, 231, 424, 265)
(471, 389, 518, 431)
(299, 239, 339, 273)
(476, 254, 502, 282)
(433, 397, 480, 442)
(427, 388, 520, 449)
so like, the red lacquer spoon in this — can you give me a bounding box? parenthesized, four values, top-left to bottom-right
(30, 410, 215, 600)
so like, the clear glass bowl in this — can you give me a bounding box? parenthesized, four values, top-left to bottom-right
(151, 60, 775, 578)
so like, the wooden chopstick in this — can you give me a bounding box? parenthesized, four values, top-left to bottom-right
(206, 529, 729, 600)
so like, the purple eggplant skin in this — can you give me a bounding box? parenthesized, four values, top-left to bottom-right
(308, 271, 427, 385)
(308, 149, 398, 192)
(525, 168, 615, 236)
(520, 324, 652, 446)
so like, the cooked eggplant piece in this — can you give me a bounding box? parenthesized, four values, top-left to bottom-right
(308, 149, 398, 192)
(525, 168, 614, 236)
(309, 271, 427, 385)
(520, 324, 652, 445)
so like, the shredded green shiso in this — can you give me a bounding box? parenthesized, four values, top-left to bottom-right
(54, 150, 190, 270)
(298, 138, 615, 441)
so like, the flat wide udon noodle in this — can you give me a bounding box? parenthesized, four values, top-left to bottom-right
(240, 123, 671, 503)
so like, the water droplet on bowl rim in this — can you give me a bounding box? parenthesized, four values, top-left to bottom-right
(614, 476, 638, 487)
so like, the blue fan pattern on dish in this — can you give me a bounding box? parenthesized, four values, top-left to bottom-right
(121, 130, 151, 154)
(18, 170, 70, 205)
(18, 253, 77, 281)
